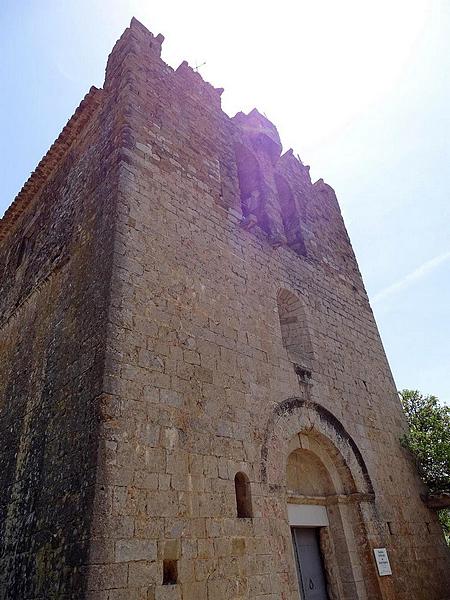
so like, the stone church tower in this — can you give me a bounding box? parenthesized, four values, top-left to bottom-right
(0, 18, 448, 600)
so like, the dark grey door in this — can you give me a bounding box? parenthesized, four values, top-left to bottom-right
(292, 527, 329, 600)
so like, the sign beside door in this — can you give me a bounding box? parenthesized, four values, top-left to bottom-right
(373, 548, 392, 576)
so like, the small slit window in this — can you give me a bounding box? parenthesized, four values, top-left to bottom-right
(235, 472, 253, 518)
(163, 559, 178, 585)
(15, 236, 31, 269)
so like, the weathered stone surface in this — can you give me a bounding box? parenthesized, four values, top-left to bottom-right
(115, 539, 157, 563)
(0, 15, 449, 600)
(0, 75, 117, 599)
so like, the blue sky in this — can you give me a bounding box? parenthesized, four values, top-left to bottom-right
(1, 0, 449, 403)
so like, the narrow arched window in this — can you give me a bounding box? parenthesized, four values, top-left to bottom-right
(15, 236, 31, 269)
(235, 472, 253, 518)
(274, 174, 306, 256)
(234, 143, 267, 233)
(277, 289, 314, 369)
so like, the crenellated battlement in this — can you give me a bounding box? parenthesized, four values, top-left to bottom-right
(1, 17, 449, 600)
(1, 17, 356, 280)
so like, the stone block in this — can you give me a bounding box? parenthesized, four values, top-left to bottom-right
(115, 539, 157, 563)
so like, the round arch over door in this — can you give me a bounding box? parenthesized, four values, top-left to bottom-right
(261, 398, 383, 600)
(260, 397, 373, 495)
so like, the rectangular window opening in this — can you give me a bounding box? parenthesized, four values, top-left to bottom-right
(163, 559, 178, 585)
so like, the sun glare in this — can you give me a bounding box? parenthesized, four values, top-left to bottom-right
(132, 0, 430, 150)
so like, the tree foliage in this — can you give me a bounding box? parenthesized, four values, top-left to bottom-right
(399, 389, 450, 493)
(399, 389, 450, 544)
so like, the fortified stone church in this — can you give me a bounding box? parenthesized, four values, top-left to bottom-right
(0, 18, 449, 600)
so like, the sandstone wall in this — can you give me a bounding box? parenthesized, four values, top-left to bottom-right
(89, 19, 450, 600)
(0, 84, 118, 599)
(1, 17, 449, 600)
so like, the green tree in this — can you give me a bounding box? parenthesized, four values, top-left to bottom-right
(399, 389, 450, 544)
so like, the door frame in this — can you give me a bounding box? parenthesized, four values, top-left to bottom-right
(289, 503, 330, 600)
(291, 526, 329, 600)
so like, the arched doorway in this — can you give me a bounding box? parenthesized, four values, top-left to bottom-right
(287, 433, 372, 599)
(261, 399, 382, 600)
(287, 446, 334, 599)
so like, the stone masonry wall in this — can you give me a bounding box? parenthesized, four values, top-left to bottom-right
(0, 79, 121, 597)
(88, 19, 450, 600)
(1, 17, 449, 600)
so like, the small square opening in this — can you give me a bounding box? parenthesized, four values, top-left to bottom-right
(163, 559, 178, 585)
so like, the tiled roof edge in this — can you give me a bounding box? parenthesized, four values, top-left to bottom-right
(0, 85, 103, 242)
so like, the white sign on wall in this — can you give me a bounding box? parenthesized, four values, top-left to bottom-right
(373, 548, 392, 576)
